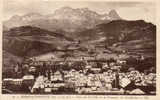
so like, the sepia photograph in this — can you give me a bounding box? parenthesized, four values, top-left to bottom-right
(2, 0, 156, 96)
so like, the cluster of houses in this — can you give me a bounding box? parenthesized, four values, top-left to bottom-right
(2, 56, 156, 94)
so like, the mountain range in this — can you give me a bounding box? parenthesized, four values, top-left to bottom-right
(3, 7, 156, 67)
(3, 20, 156, 57)
(4, 7, 121, 32)
(77, 20, 156, 42)
(77, 20, 156, 56)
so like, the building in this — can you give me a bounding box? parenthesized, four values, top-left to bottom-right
(12, 79, 23, 86)
(30, 52, 58, 61)
(2, 78, 13, 89)
(90, 68, 101, 73)
(22, 75, 35, 91)
(51, 71, 63, 82)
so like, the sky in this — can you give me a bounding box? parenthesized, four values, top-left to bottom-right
(3, 0, 156, 24)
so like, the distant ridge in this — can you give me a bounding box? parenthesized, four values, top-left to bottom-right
(3, 26, 73, 57)
(4, 7, 121, 32)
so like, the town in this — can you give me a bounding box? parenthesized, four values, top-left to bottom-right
(2, 51, 156, 95)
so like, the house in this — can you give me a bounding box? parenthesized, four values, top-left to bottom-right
(111, 66, 122, 70)
(44, 81, 52, 88)
(51, 71, 63, 82)
(117, 59, 126, 64)
(2, 78, 13, 88)
(29, 66, 36, 72)
(3, 78, 13, 85)
(119, 77, 131, 88)
(90, 68, 101, 73)
(30, 52, 58, 61)
(23, 75, 34, 80)
(105, 83, 112, 90)
(109, 62, 116, 67)
(12, 79, 23, 86)
(53, 83, 65, 88)
(102, 64, 109, 68)
(22, 75, 34, 87)
(91, 86, 97, 91)
(94, 80, 102, 87)
(85, 65, 92, 69)
(44, 87, 52, 93)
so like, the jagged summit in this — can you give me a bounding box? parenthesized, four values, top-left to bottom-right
(108, 9, 121, 20)
(4, 7, 121, 32)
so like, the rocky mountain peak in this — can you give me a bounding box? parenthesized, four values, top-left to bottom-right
(108, 9, 121, 20)
(4, 7, 122, 32)
(10, 15, 22, 21)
